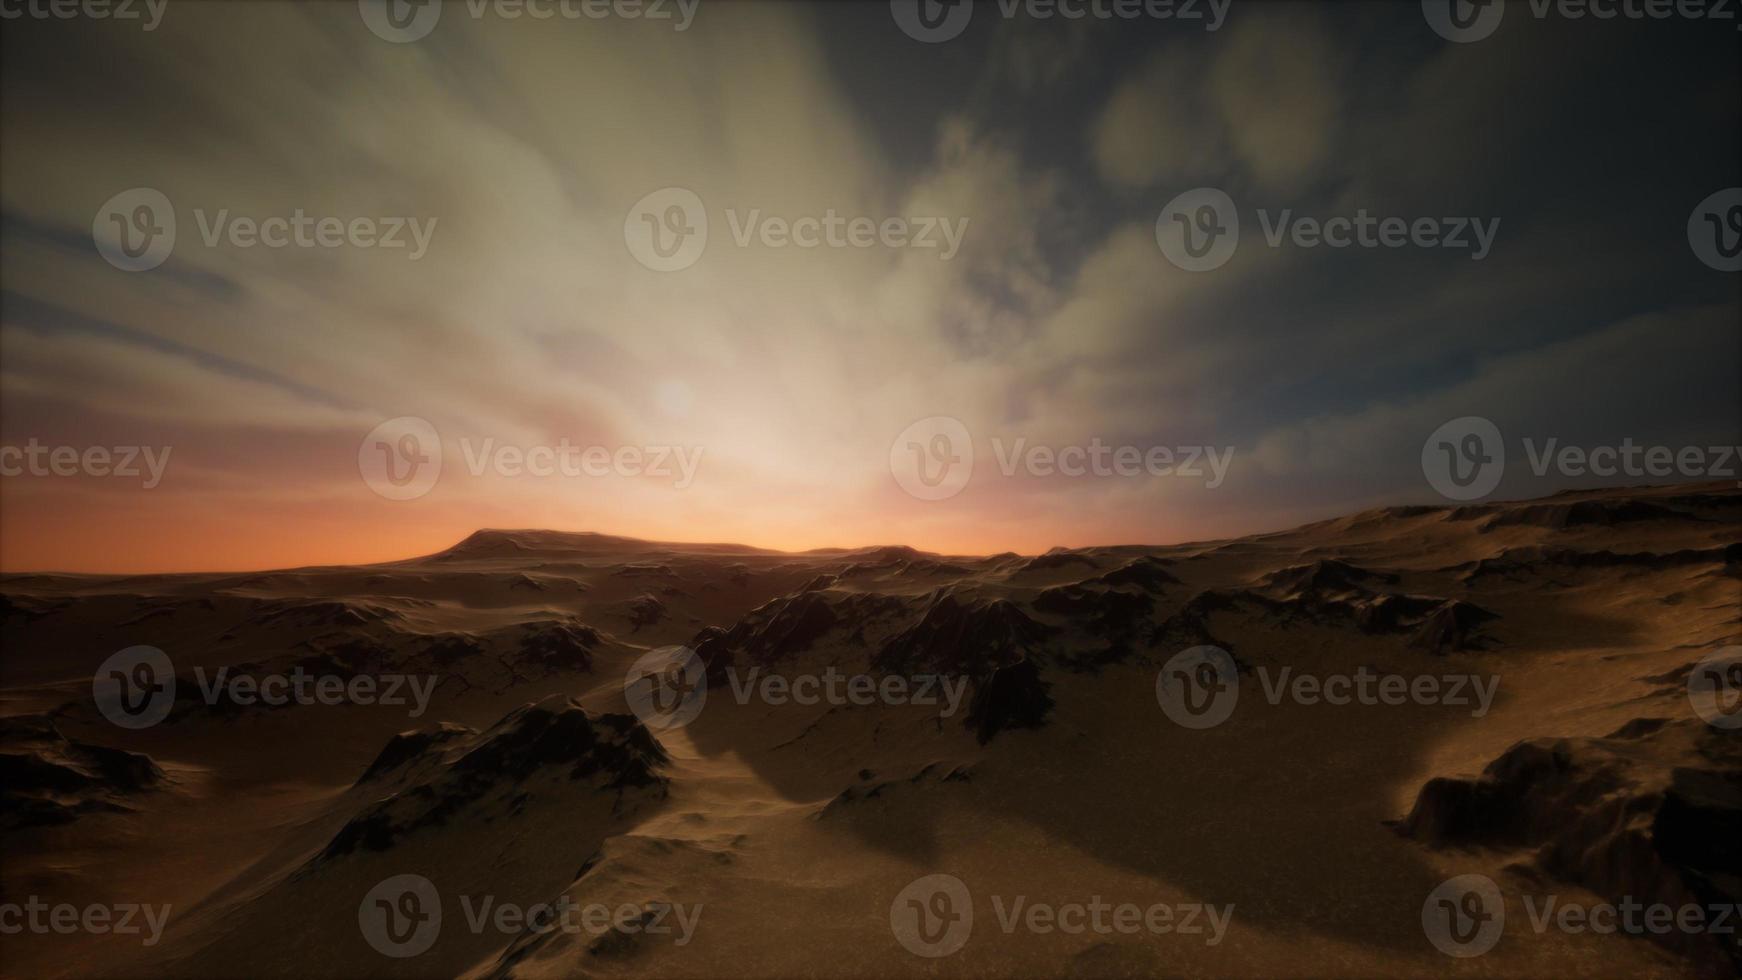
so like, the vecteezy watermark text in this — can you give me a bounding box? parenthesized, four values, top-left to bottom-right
(1423, 0, 1742, 45)
(890, 0, 1231, 43)
(1421, 417, 1742, 501)
(1423, 874, 1741, 957)
(890, 416, 1234, 502)
(92, 646, 439, 730)
(622, 647, 970, 730)
(360, 0, 700, 43)
(889, 874, 1234, 958)
(358, 416, 704, 501)
(458, 438, 703, 487)
(0, 0, 166, 29)
(0, 441, 171, 488)
(1156, 188, 1501, 272)
(0, 898, 171, 946)
(624, 187, 969, 272)
(723, 666, 969, 718)
(93, 189, 437, 272)
(991, 438, 1234, 487)
(190, 667, 438, 718)
(358, 874, 701, 958)
(1156, 647, 1499, 730)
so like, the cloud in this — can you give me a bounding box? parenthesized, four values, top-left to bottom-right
(1090, 8, 1345, 194)
(0, 1, 1734, 570)
(1249, 304, 1740, 496)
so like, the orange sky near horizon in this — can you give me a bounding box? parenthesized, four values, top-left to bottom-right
(0, 480, 1276, 574)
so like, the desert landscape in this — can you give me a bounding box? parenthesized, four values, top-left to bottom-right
(2, 481, 1737, 978)
(2, 6, 1738, 977)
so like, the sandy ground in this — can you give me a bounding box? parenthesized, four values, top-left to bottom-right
(2, 482, 1737, 978)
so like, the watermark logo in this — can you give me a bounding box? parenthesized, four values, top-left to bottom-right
(1424, 874, 1742, 957)
(1155, 645, 1239, 729)
(191, 666, 439, 718)
(993, 439, 1233, 487)
(360, 417, 443, 501)
(1, 441, 172, 488)
(93, 188, 175, 272)
(1689, 187, 1742, 272)
(890, 875, 1234, 956)
(1520, 895, 1741, 943)
(1159, 190, 1498, 270)
(892, 421, 1231, 501)
(1257, 208, 1498, 259)
(359, 0, 442, 42)
(1422, 416, 1505, 501)
(459, 439, 703, 488)
(1424, 419, 1742, 501)
(359, 874, 443, 958)
(359, 875, 701, 957)
(1422, 0, 1505, 42)
(724, 210, 967, 258)
(0, 0, 166, 30)
(892, 0, 1229, 41)
(1423, 874, 1505, 957)
(94, 190, 437, 269)
(94, 649, 440, 729)
(890, 874, 973, 958)
(624, 654, 971, 728)
(359, 419, 705, 499)
(891, 416, 974, 501)
(624, 645, 707, 730)
(1689, 646, 1742, 730)
(890, 0, 974, 42)
(0, 898, 171, 946)
(1158, 648, 1500, 729)
(189, 209, 437, 259)
(726, 668, 970, 717)
(1427, 0, 1740, 42)
(625, 187, 708, 272)
(92, 646, 175, 730)
(1157, 187, 1239, 272)
(625, 189, 969, 270)
(363, 0, 698, 40)
(1521, 438, 1742, 481)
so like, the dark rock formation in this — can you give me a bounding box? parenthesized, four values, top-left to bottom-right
(1400, 719, 1742, 974)
(965, 657, 1054, 744)
(0, 716, 163, 829)
(1083, 556, 1181, 592)
(509, 619, 600, 671)
(624, 594, 666, 630)
(1408, 600, 1500, 654)
(876, 591, 1050, 677)
(321, 696, 667, 859)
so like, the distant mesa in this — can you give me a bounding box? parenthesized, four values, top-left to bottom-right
(424, 528, 771, 565)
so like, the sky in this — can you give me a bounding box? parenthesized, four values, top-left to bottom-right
(1, 0, 1738, 572)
